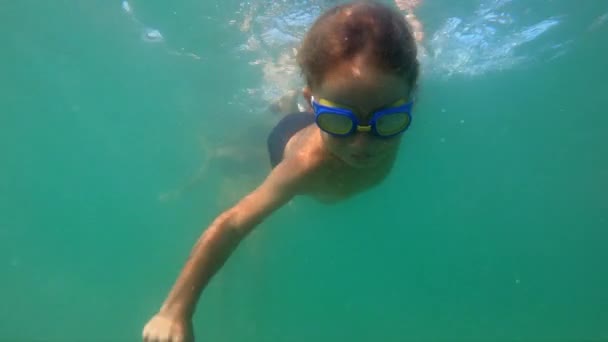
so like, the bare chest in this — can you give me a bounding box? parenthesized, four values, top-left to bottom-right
(307, 161, 393, 202)
(285, 126, 396, 202)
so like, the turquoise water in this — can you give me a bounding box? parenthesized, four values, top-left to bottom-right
(1, 0, 607, 341)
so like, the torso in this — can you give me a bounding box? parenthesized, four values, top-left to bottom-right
(282, 125, 397, 203)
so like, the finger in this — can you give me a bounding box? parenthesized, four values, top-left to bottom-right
(145, 328, 159, 342)
(142, 327, 150, 342)
(143, 321, 157, 342)
(159, 331, 171, 342)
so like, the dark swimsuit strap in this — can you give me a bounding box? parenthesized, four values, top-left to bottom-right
(267, 112, 315, 168)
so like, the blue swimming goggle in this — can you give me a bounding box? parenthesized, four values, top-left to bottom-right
(311, 96, 413, 138)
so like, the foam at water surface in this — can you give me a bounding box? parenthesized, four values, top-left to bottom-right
(232, 0, 572, 106)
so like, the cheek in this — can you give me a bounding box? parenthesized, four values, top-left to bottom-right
(375, 137, 401, 150)
(326, 138, 349, 154)
(322, 135, 350, 154)
(323, 133, 401, 156)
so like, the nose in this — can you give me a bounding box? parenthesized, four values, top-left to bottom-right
(350, 132, 372, 150)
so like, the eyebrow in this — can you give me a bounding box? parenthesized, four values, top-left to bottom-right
(326, 97, 407, 115)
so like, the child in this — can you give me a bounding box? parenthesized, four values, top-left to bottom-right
(143, 1, 422, 341)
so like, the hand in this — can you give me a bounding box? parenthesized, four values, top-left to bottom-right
(142, 312, 193, 342)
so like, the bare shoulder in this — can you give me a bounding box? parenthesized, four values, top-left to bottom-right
(284, 125, 325, 164)
(261, 123, 325, 193)
(228, 154, 315, 229)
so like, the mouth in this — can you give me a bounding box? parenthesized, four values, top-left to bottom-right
(350, 153, 372, 161)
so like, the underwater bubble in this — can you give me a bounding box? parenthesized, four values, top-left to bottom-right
(142, 28, 164, 43)
(122, 0, 132, 14)
(589, 12, 608, 31)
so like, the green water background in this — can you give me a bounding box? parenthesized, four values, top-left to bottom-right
(1, 0, 607, 341)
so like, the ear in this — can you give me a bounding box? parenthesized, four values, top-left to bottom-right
(302, 87, 313, 111)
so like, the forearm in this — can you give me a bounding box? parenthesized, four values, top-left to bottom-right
(159, 212, 248, 319)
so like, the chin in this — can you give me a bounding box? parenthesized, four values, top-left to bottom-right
(343, 155, 382, 168)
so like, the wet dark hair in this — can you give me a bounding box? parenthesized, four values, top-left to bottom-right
(297, 1, 419, 90)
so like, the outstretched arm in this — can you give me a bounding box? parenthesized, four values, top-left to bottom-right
(143, 157, 307, 341)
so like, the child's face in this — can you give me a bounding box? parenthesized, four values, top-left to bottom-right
(310, 61, 412, 168)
